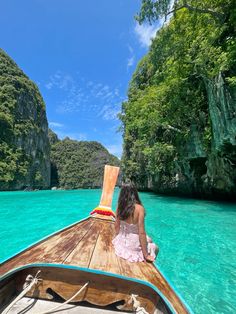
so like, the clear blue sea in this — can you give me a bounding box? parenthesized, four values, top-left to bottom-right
(0, 189, 235, 314)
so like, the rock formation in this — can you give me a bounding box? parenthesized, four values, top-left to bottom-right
(0, 49, 50, 190)
(121, 5, 236, 200)
(49, 129, 120, 189)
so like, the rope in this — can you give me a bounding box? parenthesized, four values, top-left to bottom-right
(4, 272, 145, 314)
(2, 270, 88, 314)
(130, 294, 150, 314)
(2, 270, 42, 314)
(36, 281, 89, 314)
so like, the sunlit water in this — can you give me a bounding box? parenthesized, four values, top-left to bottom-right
(0, 189, 235, 314)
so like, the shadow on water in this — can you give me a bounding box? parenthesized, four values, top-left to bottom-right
(139, 191, 236, 213)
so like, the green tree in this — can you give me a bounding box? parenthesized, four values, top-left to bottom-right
(121, 0, 236, 197)
(50, 133, 120, 189)
(137, 0, 230, 24)
(0, 49, 50, 190)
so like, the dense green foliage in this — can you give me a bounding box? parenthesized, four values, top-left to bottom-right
(0, 49, 49, 189)
(0, 49, 119, 190)
(137, 0, 230, 24)
(121, 0, 236, 191)
(50, 131, 120, 189)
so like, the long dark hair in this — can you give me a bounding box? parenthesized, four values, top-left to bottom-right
(117, 182, 142, 220)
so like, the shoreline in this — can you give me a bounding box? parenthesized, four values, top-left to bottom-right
(0, 187, 235, 203)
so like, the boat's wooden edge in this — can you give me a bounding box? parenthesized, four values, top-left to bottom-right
(0, 263, 174, 314)
(152, 263, 193, 314)
(0, 262, 163, 294)
(0, 216, 91, 268)
(0, 215, 192, 313)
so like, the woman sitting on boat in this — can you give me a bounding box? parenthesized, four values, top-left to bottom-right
(112, 183, 158, 263)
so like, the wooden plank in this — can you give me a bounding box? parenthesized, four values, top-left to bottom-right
(0, 219, 93, 276)
(14, 266, 160, 313)
(0, 216, 188, 314)
(111, 229, 188, 314)
(99, 165, 120, 208)
(64, 220, 103, 266)
(89, 221, 121, 274)
(117, 256, 146, 281)
(39, 219, 94, 263)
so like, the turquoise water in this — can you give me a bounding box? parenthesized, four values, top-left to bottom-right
(0, 190, 235, 314)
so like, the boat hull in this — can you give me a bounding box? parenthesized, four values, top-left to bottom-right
(0, 216, 192, 313)
(0, 264, 173, 314)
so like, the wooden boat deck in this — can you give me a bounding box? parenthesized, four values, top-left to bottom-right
(0, 216, 188, 313)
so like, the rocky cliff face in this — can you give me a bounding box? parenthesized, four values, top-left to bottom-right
(49, 130, 120, 189)
(0, 49, 50, 190)
(121, 4, 236, 200)
(203, 74, 236, 197)
(139, 73, 236, 200)
(138, 76, 236, 200)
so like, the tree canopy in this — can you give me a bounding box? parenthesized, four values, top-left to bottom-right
(50, 132, 120, 189)
(121, 0, 236, 195)
(0, 49, 49, 189)
(137, 0, 232, 24)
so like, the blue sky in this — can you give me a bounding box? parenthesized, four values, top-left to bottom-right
(0, 0, 160, 158)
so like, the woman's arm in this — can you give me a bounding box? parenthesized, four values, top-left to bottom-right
(138, 205, 148, 257)
(138, 205, 155, 262)
(114, 213, 120, 235)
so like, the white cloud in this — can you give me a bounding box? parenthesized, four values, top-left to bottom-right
(56, 83, 85, 114)
(128, 45, 134, 54)
(45, 82, 53, 90)
(56, 130, 87, 141)
(98, 103, 121, 121)
(49, 122, 64, 128)
(45, 71, 74, 91)
(48, 121, 87, 141)
(127, 56, 135, 67)
(87, 81, 93, 87)
(134, 23, 160, 48)
(45, 71, 124, 120)
(127, 44, 135, 69)
(106, 144, 123, 159)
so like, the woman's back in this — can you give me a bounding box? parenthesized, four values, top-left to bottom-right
(112, 183, 156, 263)
(121, 203, 141, 225)
(112, 206, 145, 262)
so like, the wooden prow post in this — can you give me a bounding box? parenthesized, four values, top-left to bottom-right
(90, 165, 120, 218)
(100, 165, 120, 209)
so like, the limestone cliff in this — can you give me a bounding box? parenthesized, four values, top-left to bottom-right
(121, 4, 236, 200)
(0, 49, 50, 190)
(49, 130, 120, 189)
(150, 74, 236, 198)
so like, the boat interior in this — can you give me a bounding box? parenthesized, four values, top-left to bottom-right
(0, 216, 188, 313)
(0, 166, 190, 314)
(0, 264, 171, 314)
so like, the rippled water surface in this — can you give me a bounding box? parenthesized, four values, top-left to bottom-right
(0, 189, 235, 313)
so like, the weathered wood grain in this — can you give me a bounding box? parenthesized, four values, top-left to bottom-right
(15, 266, 159, 313)
(0, 216, 189, 314)
(99, 165, 120, 208)
(0, 219, 92, 276)
(64, 220, 103, 266)
(89, 221, 121, 274)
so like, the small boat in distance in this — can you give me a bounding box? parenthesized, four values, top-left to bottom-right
(0, 165, 192, 314)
